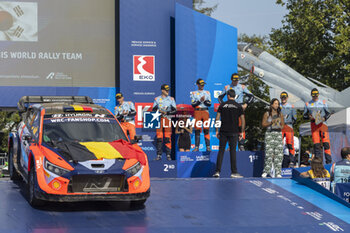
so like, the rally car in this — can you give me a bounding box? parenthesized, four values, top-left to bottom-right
(8, 96, 150, 206)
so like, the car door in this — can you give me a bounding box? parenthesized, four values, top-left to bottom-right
(19, 108, 38, 173)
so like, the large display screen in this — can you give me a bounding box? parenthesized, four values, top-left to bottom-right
(0, 0, 115, 108)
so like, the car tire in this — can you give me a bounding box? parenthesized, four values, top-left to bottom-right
(8, 147, 21, 181)
(130, 199, 147, 207)
(28, 167, 44, 207)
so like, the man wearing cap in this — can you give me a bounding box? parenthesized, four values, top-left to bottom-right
(153, 84, 177, 160)
(280, 91, 297, 167)
(191, 79, 212, 152)
(213, 89, 245, 178)
(115, 93, 137, 142)
(303, 88, 332, 164)
(218, 73, 254, 147)
(218, 73, 254, 108)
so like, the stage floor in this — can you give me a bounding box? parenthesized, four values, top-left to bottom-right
(0, 178, 349, 233)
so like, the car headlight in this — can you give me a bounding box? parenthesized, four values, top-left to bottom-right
(126, 162, 141, 176)
(44, 158, 70, 176)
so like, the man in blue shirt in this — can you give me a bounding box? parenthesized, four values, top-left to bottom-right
(218, 73, 254, 147)
(218, 73, 254, 109)
(303, 88, 332, 164)
(153, 84, 177, 161)
(191, 79, 212, 152)
(331, 147, 350, 184)
(280, 91, 297, 167)
(115, 93, 136, 142)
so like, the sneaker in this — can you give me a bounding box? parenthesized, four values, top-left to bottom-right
(276, 175, 282, 178)
(155, 155, 162, 161)
(206, 146, 211, 152)
(193, 147, 199, 152)
(261, 172, 268, 178)
(288, 162, 294, 168)
(166, 154, 172, 161)
(213, 172, 220, 178)
(231, 173, 243, 178)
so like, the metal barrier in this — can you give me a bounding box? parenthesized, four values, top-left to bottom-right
(0, 153, 8, 177)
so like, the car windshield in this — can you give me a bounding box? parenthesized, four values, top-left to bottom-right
(42, 115, 127, 144)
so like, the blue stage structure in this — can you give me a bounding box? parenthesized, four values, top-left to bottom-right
(292, 168, 350, 208)
(118, 0, 192, 159)
(149, 151, 264, 178)
(175, 3, 237, 151)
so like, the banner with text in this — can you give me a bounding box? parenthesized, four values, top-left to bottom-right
(0, 0, 115, 110)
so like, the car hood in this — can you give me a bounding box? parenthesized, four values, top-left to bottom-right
(52, 139, 146, 165)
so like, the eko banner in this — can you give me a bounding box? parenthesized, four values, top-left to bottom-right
(119, 0, 191, 103)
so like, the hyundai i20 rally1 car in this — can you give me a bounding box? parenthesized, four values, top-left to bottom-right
(8, 96, 150, 206)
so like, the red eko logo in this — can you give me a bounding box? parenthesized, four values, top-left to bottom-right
(133, 55, 155, 81)
(134, 102, 154, 128)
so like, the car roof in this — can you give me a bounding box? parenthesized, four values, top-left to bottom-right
(37, 103, 111, 115)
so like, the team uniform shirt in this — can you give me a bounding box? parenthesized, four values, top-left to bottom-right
(114, 101, 136, 125)
(220, 83, 252, 104)
(217, 100, 243, 135)
(308, 169, 331, 190)
(332, 159, 350, 184)
(190, 90, 211, 109)
(153, 96, 176, 116)
(281, 103, 297, 127)
(303, 99, 330, 125)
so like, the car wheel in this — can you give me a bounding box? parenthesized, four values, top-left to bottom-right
(130, 199, 147, 207)
(28, 168, 44, 207)
(8, 147, 21, 181)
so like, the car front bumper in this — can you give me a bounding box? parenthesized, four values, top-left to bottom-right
(35, 188, 150, 202)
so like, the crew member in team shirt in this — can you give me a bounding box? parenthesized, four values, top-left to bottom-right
(303, 88, 332, 164)
(190, 78, 212, 152)
(218, 73, 254, 147)
(280, 91, 297, 167)
(213, 89, 245, 178)
(115, 93, 137, 142)
(153, 84, 177, 161)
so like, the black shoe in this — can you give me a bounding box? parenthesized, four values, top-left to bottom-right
(166, 154, 171, 161)
(155, 155, 162, 161)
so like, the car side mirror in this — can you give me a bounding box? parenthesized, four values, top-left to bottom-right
(22, 133, 32, 141)
(131, 135, 143, 144)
